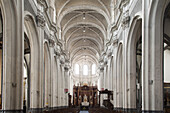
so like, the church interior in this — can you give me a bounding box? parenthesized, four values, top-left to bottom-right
(0, 0, 170, 113)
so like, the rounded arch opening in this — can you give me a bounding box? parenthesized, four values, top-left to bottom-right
(126, 17, 142, 110)
(163, 2, 170, 111)
(24, 14, 40, 110)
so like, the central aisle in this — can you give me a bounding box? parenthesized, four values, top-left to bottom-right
(79, 111, 89, 113)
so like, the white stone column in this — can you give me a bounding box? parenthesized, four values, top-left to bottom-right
(123, 18, 129, 110)
(142, 0, 163, 112)
(49, 38, 55, 107)
(117, 51, 122, 109)
(59, 55, 65, 106)
(56, 55, 61, 106)
(103, 66, 106, 89)
(107, 58, 111, 90)
(37, 18, 45, 110)
(52, 56, 58, 107)
(64, 66, 69, 106)
(58, 64, 62, 106)
(2, 0, 24, 111)
(99, 68, 104, 106)
(61, 65, 65, 106)
(112, 40, 118, 108)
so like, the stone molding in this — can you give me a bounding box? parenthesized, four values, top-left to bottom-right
(54, 48, 60, 57)
(100, 67, 104, 72)
(36, 9, 46, 28)
(64, 60, 70, 72)
(60, 55, 65, 65)
(107, 49, 113, 58)
(48, 36, 55, 47)
(104, 60, 108, 66)
(122, 10, 130, 29)
(64, 65, 69, 72)
(113, 38, 119, 46)
(99, 61, 104, 72)
(37, 0, 44, 5)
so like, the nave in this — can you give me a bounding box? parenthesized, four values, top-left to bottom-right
(0, 0, 170, 113)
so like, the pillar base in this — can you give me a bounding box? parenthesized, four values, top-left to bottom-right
(142, 110, 163, 113)
(114, 107, 123, 111)
(123, 108, 138, 113)
(0, 110, 23, 113)
(28, 108, 43, 113)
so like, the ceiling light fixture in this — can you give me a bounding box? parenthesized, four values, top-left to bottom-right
(83, 13, 86, 20)
(83, 27, 86, 33)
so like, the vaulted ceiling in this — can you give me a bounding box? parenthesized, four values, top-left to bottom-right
(55, 0, 112, 66)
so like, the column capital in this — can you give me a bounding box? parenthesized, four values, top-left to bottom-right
(122, 10, 130, 29)
(54, 46, 61, 57)
(64, 66, 69, 72)
(60, 55, 65, 65)
(64, 59, 70, 72)
(100, 67, 104, 72)
(48, 36, 55, 47)
(107, 49, 113, 58)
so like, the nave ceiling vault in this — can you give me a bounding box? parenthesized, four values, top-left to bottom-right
(55, 0, 112, 78)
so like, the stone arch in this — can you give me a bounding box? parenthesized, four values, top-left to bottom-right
(161, 0, 170, 111)
(24, 13, 41, 109)
(126, 17, 142, 110)
(141, 0, 170, 111)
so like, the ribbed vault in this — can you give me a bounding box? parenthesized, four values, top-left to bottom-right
(55, 0, 112, 80)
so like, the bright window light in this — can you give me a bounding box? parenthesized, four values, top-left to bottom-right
(24, 61, 27, 78)
(83, 65, 88, 75)
(92, 64, 96, 74)
(75, 64, 79, 74)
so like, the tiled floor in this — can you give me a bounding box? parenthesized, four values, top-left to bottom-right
(79, 111, 89, 113)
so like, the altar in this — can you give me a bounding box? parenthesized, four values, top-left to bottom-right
(73, 85, 98, 107)
(80, 94, 89, 110)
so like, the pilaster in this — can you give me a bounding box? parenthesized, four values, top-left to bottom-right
(64, 63, 70, 106)
(49, 36, 55, 107)
(36, 8, 46, 109)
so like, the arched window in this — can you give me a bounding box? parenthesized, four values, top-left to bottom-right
(92, 64, 96, 74)
(83, 65, 88, 75)
(75, 64, 79, 75)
